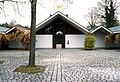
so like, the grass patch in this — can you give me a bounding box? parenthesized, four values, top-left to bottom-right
(13, 65, 46, 74)
(0, 60, 5, 64)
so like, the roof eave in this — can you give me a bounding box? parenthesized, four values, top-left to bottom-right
(113, 31, 120, 34)
(6, 27, 16, 34)
(91, 26, 112, 34)
(36, 11, 89, 34)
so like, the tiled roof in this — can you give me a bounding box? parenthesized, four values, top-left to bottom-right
(109, 26, 120, 33)
(0, 26, 9, 33)
(6, 24, 29, 34)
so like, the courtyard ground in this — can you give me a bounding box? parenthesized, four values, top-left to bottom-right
(0, 49, 120, 82)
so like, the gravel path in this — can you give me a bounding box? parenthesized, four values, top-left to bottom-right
(0, 49, 120, 82)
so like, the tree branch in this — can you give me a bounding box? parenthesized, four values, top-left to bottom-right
(37, 2, 45, 8)
(16, 2, 24, 17)
(0, 0, 28, 3)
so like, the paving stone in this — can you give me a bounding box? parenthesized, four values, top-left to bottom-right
(9, 77, 14, 80)
(0, 49, 120, 81)
(11, 79, 17, 82)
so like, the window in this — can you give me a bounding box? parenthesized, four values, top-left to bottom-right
(56, 31, 63, 35)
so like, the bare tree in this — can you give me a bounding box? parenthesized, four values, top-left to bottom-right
(29, 0, 37, 67)
(85, 7, 100, 29)
(0, 0, 73, 67)
(28, 0, 73, 67)
(0, 0, 36, 67)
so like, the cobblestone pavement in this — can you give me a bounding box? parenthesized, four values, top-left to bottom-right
(0, 49, 120, 82)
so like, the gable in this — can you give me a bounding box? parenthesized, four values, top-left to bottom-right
(36, 11, 89, 34)
(91, 26, 112, 34)
(36, 18, 84, 34)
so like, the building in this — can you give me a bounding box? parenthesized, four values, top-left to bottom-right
(1, 11, 119, 49)
(91, 26, 112, 48)
(0, 25, 29, 49)
(36, 11, 112, 49)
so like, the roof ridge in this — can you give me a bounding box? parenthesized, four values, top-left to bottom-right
(36, 11, 61, 27)
(91, 26, 112, 33)
(36, 11, 86, 28)
(36, 11, 89, 34)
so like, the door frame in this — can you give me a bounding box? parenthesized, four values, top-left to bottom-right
(53, 34, 65, 48)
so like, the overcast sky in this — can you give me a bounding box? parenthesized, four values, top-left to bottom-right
(0, 0, 119, 27)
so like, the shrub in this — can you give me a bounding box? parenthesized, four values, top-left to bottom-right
(84, 33, 96, 50)
(104, 34, 113, 48)
(115, 34, 120, 47)
(0, 60, 5, 64)
(1, 34, 10, 49)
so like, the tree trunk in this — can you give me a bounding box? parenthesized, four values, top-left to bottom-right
(29, 0, 37, 67)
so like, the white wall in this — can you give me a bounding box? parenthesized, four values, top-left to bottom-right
(65, 35, 85, 48)
(36, 35, 52, 48)
(94, 33, 105, 48)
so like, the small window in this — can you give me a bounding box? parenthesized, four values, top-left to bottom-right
(56, 31, 63, 35)
(45, 26, 52, 33)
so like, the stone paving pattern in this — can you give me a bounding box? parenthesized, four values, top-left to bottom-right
(0, 49, 120, 82)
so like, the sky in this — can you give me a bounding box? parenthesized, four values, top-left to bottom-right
(0, 0, 119, 27)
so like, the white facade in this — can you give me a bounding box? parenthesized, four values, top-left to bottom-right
(65, 35, 85, 48)
(94, 33, 105, 48)
(36, 35, 52, 48)
(35, 35, 85, 48)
